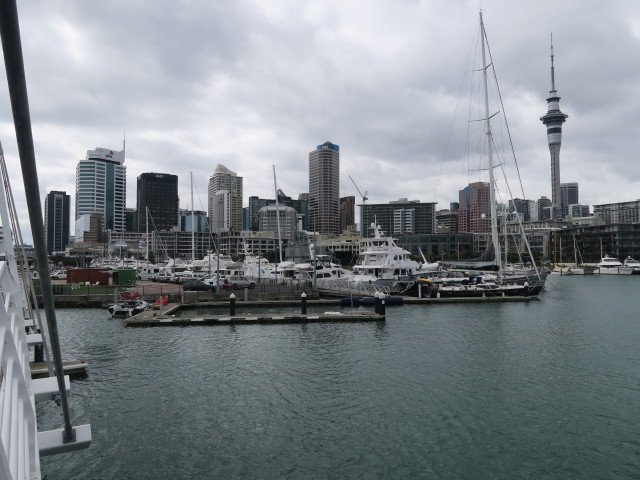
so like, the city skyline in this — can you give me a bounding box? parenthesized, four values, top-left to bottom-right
(2, 1, 640, 243)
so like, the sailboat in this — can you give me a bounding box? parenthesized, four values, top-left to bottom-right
(433, 13, 545, 298)
(565, 235, 585, 275)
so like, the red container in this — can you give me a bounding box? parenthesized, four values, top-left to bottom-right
(66, 268, 110, 285)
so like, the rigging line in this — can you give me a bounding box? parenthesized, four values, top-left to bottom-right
(146, 210, 170, 261)
(0, 147, 53, 375)
(491, 137, 541, 276)
(433, 19, 480, 203)
(483, 28, 527, 200)
(192, 179, 218, 252)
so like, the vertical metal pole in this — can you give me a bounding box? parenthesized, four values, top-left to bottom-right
(0, 0, 76, 442)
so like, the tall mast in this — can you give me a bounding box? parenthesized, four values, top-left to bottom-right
(145, 206, 149, 260)
(190, 172, 195, 262)
(273, 165, 283, 264)
(479, 12, 502, 278)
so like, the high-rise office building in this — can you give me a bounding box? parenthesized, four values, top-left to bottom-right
(44, 191, 70, 254)
(179, 209, 209, 233)
(458, 182, 491, 233)
(137, 173, 179, 232)
(75, 212, 104, 243)
(540, 39, 568, 216)
(247, 192, 309, 232)
(259, 205, 298, 241)
(508, 198, 531, 222)
(208, 164, 243, 233)
(560, 182, 579, 207)
(309, 141, 340, 234)
(340, 196, 356, 232)
(361, 199, 436, 236)
(75, 146, 126, 232)
(537, 196, 552, 220)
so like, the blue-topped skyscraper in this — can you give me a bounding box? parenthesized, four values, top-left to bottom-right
(309, 141, 340, 234)
(540, 37, 568, 218)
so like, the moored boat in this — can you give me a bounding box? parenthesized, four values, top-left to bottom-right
(597, 255, 634, 275)
(108, 297, 149, 317)
(623, 256, 640, 274)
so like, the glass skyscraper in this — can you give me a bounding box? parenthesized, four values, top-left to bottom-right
(136, 173, 179, 232)
(75, 147, 126, 232)
(309, 141, 340, 235)
(44, 190, 70, 254)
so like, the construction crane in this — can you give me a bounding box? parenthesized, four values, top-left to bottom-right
(348, 175, 368, 204)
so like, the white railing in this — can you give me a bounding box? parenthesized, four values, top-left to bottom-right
(0, 260, 41, 480)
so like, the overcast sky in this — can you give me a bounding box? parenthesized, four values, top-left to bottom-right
(1, 0, 640, 243)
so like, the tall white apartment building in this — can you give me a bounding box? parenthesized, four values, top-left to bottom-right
(75, 147, 126, 232)
(208, 164, 243, 233)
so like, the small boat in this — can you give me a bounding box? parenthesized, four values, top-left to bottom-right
(108, 299, 149, 317)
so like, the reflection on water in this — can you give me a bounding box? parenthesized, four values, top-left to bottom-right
(39, 276, 640, 479)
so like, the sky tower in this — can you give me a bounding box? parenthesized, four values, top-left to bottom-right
(540, 36, 568, 217)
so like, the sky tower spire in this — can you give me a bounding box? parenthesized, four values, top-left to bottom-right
(540, 34, 568, 218)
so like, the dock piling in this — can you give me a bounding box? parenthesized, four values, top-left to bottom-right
(301, 292, 307, 314)
(229, 293, 236, 316)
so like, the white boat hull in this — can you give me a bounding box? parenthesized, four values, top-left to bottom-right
(598, 267, 635, 275)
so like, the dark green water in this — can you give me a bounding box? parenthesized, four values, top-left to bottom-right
(39, 275, 640, 479)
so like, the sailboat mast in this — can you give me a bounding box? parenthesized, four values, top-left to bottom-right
(480, 12, 502, 278)
(145, 206, 149, 260)
(190, 171, 195, 262)
(273, 165, 283, 264)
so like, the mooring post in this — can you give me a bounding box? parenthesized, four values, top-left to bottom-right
(374, 292, 381, 314)
(379, 293, 386, 316)
(230, 293, 236, 316)
(301, 291, 307, 314)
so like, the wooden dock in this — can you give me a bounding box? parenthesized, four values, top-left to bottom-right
(124, 306, 384, 327)
(30, 360, 89, 379)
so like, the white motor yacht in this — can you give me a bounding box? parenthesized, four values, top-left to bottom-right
(352, 223, 423, 283)
(597, 255, 634, 275)
(623, 256, 640, 274)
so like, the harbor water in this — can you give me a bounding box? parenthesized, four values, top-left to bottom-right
(39, 275, 640, 479)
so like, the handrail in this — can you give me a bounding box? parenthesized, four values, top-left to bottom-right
(0, 261, 41, 479)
